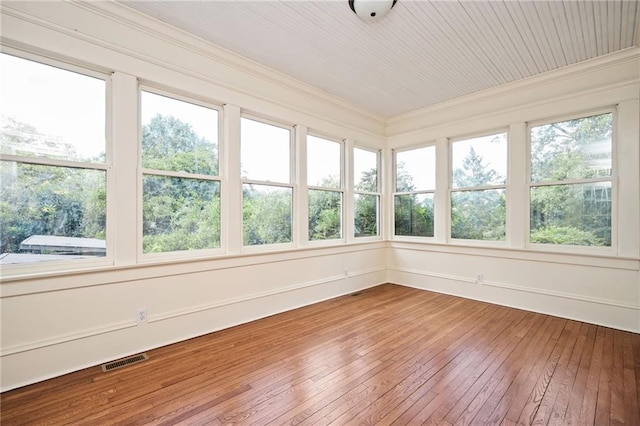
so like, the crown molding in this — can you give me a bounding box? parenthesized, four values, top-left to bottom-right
(386, 48, 640, 138)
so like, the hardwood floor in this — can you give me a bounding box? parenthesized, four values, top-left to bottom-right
(2, 284, 639, 425)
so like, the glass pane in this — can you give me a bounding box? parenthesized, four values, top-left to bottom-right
(241, 118, 290, 183)
(530, 182, 611, 246)
(355, 194, 378, 237)
(243, 184, 292, 245)
(141, 91, 218, 175)
(531, 113, 612, 182)
(451, 189, 506, 240)
(143, 175, 220, 253)
(307, 135, 341, 188)
(0, 161, 106, 264)
(354, 148, 378, 192)
(308, 189, 342, 241)
(394, 193, 434, 237)
(452, 133, 507, 188)
(0, 53, 106, 163)
(396, 146, 435, 192)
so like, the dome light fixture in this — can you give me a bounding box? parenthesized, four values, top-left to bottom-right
(349, 0, 398, 22)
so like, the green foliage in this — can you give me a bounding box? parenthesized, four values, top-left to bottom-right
(308, 189, 341, 241)
(354, 194, 378, 237)
(530, 113, 612, 246)
(0, 161, 106, 253)
(530, 226, 603, 246)
(142, 114, 218, 175)
(451, 189, 505, 240)
(243, 185, 292, 245)
(394, 194, 434, 237)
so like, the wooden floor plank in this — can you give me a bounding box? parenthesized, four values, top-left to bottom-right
(1, 284, 639, 426)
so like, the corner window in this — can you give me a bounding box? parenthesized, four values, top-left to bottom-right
(140, 90, 221, 254)
(0, 53, 107, 267)
(241, 117, 293, 246)
(353, 147, 380, 238)
(307, 135, 343, 241)
(394, 146, 435, 237)
(529, 112, 613, 247)
(450, 132, 507, 241)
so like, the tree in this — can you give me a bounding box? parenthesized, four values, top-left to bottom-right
(530, 113, 612, 246)
(394, 161, 434, 237)
(451, 147, 505, 240)
(0, 118, 106, 255)
(141, 114, 221, 252)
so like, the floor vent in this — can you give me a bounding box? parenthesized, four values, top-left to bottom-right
(101, 353, 148, 372)
(350, 291, 363, 296)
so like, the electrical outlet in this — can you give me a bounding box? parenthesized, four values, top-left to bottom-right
(476, 273, 484, 284)
(344, 269, 349, 277)
(136, 308, 147, 324)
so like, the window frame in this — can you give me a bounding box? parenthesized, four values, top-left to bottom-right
(526, 108, 618, 254)
(240, 113, 296, 251)
(448, 129, 509, 244)
(0, 50, 113, 276)
(353, 145, 381, 240)
(138, 85, 224, 262)
(392, 143, 437, 240)
(306, 132, 345, 244)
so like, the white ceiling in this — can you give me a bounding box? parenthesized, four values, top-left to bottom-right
(123, 0, 639, 118)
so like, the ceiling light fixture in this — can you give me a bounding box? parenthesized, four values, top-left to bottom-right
(349, 0, 398, 22)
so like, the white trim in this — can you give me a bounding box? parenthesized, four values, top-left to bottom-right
(0, 266, 385, 357)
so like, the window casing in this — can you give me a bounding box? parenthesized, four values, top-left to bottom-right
(528, 111, 614, 248)
(140, 89, 222, 258)
(241, 116, 294, 247)
(353, 147, 380, 238)
(393, 145, 436, 237)
(0, 52, 110, 273)
(307, 134, 343, 241)
(450, 132, 508, 242)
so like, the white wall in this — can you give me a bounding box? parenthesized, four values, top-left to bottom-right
(1, 2, 638, 392)
(385, 48, 640, 334)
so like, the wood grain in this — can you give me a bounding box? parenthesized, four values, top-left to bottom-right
(1, 284, 639, 425)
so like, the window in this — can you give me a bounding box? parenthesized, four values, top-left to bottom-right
(241, 117, 293, 246)
(451, 132, 507, 241)
(140, 90, 221, 254)
(353, 147, 380, 238)
(307, 135, 343, 241)
(529, 112, 613, 247)
(0, 53, 107, 267)
(394, 146, 435, 237)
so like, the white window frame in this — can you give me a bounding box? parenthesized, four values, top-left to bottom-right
(526, 108, 617, 254)
(306, 132, 345, 245)
(353, 145, 381, 241)
(0, 49, 113, 277)
(392, 143, 437, 240)
(138, 85, 224, 262)
(448, 129, 509, 245)
(240, 114, 295, 251)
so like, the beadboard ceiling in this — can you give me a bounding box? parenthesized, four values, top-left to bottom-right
(123, 1, 639, 118)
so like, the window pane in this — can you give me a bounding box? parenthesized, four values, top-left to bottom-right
(309, 189, 342, 241)
(241, 118, 290, 183)
(143, 175, 220, 253)
(396, 146, 435, 192)
(243, 184, 292, 245)
(530, 182, 611, 246)
(1, 161, 106, 264)
(394, 193, 434, 237)
(307, 135, 340, 188)
(141, 91, 218, 175)
(354, 148, 378, 192)
(452, 133, 507, 188)
(451, 189, 506, 240)
(531, 113, 612, 183)
(355, 194, 378, 237)
(0, 54, 106, 163)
